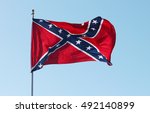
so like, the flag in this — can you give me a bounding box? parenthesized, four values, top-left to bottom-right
(31, 16, 116, 72)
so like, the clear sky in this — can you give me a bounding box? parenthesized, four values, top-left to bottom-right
(0, 0, 150, 96)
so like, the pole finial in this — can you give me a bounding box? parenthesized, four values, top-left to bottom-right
(32, 9, 35, 19)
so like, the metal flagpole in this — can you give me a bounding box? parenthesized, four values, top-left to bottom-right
(31, 72, 34, 96)
(31, 9, 34, 96)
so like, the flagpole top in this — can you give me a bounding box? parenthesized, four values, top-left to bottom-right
(32, 9, 35, 19)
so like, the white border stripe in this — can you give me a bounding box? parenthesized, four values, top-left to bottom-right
(48, 42, 67, 56)
(93, 19, 104, 38)
(68, 42, 98, 61)
(31, 51, 48, 71)
(47, 20, 91, 36)
(33, 21, 63, 40)
(80, 38, 100, 52)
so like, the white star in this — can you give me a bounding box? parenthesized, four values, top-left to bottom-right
(48, 24, 52, 28)
(56, 44, 60, 47)
(86, 46, 92, 50)
(38, 63, 43, 68)
(39, 20, 43, 22)
(58, 29, 62, 34)
(98, 55, 103, 59)
(92, 20, 98, 24)
(67, 34, 71, 38)
(91, 28, 96, 31)
(76, 40, 81, 45)
(83, 34, 86, 37)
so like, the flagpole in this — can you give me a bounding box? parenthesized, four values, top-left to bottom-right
(31, 72, 34, 96)
(31, 9, 34, 96)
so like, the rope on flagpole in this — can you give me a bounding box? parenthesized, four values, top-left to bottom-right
(31, 9, 34, 96)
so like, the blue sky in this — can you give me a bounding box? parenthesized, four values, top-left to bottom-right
(0, 0, 150, 96)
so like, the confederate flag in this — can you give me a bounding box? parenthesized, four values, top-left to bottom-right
(31, 16, 116, 72)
